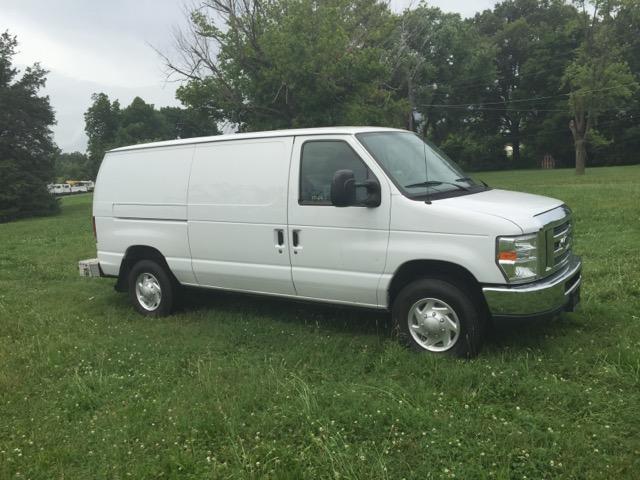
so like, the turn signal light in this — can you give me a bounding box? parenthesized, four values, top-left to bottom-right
(496, 233, 539, 283)
(498, 251, 518, 261)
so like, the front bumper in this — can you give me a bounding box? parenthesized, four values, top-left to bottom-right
(482, 254, 582, 318)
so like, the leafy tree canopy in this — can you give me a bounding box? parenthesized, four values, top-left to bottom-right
(54, 151, 91, 181)
(84, 95, 220, 178)
(169, 0, 408, 131)
(164, 0, 640, 172)
(564, 0, 638, 173)
(0, 31, 58, 222)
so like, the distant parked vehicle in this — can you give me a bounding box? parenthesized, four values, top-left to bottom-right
(70, 184, 88, 193)
(49, 184, 69, 195)
(78, 180, 95, 191)
(66, 180, 93, 193)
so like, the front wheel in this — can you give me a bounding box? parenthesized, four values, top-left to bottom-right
(128, 260, 175, 317)
(392, 278, 484, 358)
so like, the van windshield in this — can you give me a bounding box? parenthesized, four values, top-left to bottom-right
(356, 131, 486, 200)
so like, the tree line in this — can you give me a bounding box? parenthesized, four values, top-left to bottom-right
(161, 0, 639, 174)
(2, 0, 639, 222)
(78, 94, 219, 179)
(81, 0, 640, 175)
(57, 96, 221, 181)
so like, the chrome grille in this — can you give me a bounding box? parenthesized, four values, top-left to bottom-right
(537, 207, 573, 278)
(552, 220, 572, 266)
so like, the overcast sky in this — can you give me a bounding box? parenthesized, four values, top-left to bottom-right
(2, 0, 496, 153)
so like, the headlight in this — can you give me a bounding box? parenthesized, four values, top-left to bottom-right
(496, 234, 539, 283)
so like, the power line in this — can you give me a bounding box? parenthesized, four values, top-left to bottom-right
(423, 50, 581, 94)
(419, 83, 637, 109)
(419, 105, 568, 112)
(479, 117, 632, 143)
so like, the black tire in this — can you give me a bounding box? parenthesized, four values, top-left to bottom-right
(128, 259, 175, 317)
(392, 278, 484, 358)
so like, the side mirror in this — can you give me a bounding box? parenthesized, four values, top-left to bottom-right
(330, 170, 381, 208)
(330, 169, 356, 207)
(359, 178, 382, 207)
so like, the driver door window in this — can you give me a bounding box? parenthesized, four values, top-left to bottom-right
(299, 140, 372, 205)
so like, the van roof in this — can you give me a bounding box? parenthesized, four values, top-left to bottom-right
(108, 126, 406, 153)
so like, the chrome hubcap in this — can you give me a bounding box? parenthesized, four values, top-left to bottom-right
(135, 273, 162, 311)
(408, 297, 460, 352)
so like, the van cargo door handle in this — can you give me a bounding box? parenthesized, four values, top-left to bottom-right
(292, 229, 302, 253)
(274, 229, 285, 253)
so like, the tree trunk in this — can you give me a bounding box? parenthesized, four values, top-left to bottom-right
(508, 116, 521, 163)
(407, 74, 416, 132)
(574, 137, 586, 175)
(512, 139, 521, 164)
(569, 117, 587, 175)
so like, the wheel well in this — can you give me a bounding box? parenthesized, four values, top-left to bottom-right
(115, 246, 175, 292)
(387, 260, 487, 311)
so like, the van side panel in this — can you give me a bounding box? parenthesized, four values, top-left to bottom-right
(93, 146, 197, 283)
(188, 138, 295, 295)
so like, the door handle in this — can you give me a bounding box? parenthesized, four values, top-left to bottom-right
(292, 229, 302, 254)
(274, 228, 285, 254)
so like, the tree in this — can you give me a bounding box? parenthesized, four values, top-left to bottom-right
(473, 0, 581, 166)
(564, 0, 638, 174)
(84, 94, 220, 177)
(114, 96, 165, 146)
(397, 6, 495, 136)
(585, 0, 640, 166)
(0, 32, 58, 222)
(84, 93, 120, 178)
(163, 0, 407, 131)
(54, 151, 91, 181)
(159, 106, 220, 139)
(392, 6, 499, 168)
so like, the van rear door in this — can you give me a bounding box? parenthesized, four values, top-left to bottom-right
(188, 137, 296, 295)
(287, 135, 391, 307)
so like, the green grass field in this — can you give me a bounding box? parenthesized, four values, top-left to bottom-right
(1, 166, 639, 479)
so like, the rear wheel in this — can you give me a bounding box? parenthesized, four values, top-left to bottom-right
(392, 278, 484, 358)
(128, 260, 175, 317)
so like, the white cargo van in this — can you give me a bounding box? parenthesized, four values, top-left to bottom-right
(79, 180, 95, 192)
(88, 127, 581, 357)
(70, 184, 87, 193)
(50, 184, 69, 195)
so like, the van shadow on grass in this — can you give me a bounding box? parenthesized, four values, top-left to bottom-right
(174, 286, 568, 354)
(486, 315, 575, 352)
(176, 286, 392, 337)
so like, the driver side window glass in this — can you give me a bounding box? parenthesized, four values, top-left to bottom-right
(299, 141, 370, 205)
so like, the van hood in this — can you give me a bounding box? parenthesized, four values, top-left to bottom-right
(440, 188, 564, 232)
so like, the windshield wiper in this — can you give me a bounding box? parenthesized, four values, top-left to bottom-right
(404, 180, 469, 191)
(456, 176, 490, 189)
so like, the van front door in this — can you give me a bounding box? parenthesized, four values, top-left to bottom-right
(287, 135, 391, 307)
